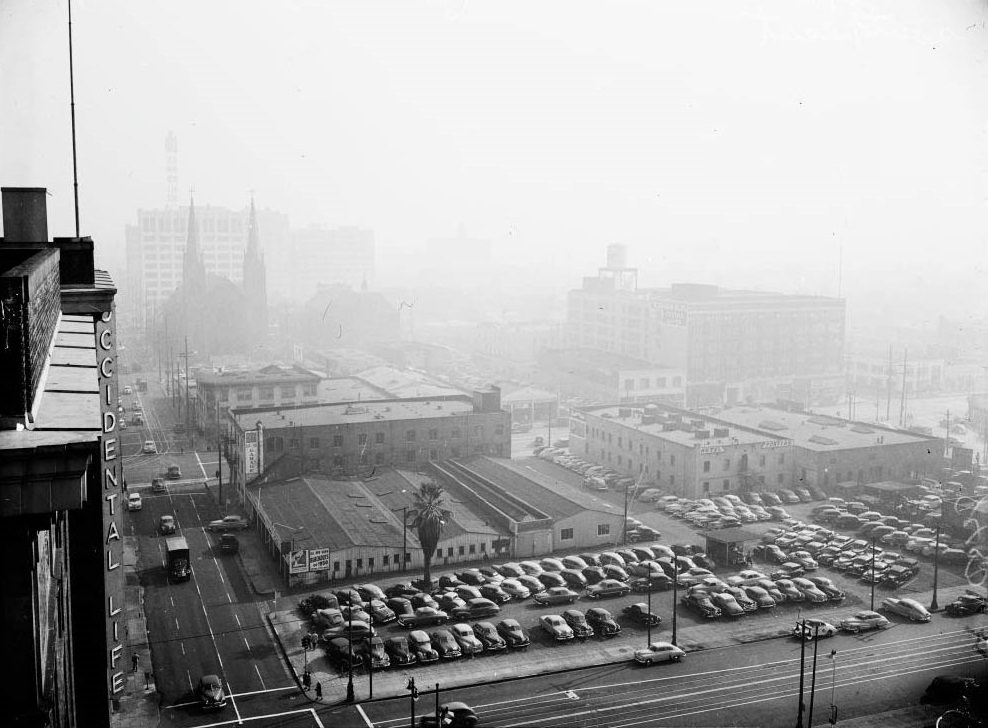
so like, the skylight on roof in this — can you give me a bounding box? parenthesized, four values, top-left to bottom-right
(808, 434, 838, 446)
(758, 420, 787, 431)
(850, 425, 874, 434)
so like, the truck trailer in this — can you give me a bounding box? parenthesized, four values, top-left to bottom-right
(166, 536, 191, 582)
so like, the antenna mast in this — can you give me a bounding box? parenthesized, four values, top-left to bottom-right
(68, 0, 80, 236)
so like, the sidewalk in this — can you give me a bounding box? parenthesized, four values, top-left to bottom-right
(109, 537, 160, 728)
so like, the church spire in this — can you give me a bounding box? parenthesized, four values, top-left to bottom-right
(246, 193, 260, 260)
(183, 192, 206, 290)
(242, 194, 268, 350)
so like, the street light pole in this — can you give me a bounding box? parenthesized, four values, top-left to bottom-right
(808, 624, 821, 726)
(930, 524, 941, 611)
(671, 565, 679, 646)
(346, 602, 355, 702)
(403, 505, 409, 572)
(828, 650, 838, 725)
(796, 619, 806, 728)
(647, 583, 652, 645)
(869, 537, 876, 611)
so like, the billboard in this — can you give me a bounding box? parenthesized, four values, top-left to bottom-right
(288, 550, 309, 574)
(245, 429, 259, 476)
(308, 548, 331, 571)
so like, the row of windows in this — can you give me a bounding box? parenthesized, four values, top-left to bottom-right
(265, 438, 503, 461)
(623, 376, 683, 390)
(216, 384, 316, 401)
(557, 524, 611, 540)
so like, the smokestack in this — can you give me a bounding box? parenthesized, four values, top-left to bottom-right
(1, 188, 49, 243)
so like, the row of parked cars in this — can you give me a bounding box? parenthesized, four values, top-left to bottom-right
(657, 494, 793, 530)
(536, 447, 639, 493)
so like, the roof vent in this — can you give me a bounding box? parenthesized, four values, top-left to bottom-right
(808, 434, 838, 446)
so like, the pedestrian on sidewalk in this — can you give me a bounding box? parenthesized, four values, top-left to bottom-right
(314, 682, 322, 701)
(302, 672, 311, 691)
(132, 653, 140, 672)
(144, 671, 153, 689)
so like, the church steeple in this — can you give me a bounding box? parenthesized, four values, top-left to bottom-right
(183, 193, 206, 291)
(242, 194, 268, 349)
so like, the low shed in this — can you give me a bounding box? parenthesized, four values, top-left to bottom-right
(703, 527, 763, 567)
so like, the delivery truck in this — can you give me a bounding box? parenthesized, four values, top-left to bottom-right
(166, 536, 191, 582)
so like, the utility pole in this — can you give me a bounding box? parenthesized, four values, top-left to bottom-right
(869, 537, 877, 611)
(885, 344, 893, 422)
(808, 623, 821, 726)
(671, 566, 678, 646)
(930, 524, 941, 612)
(796, 619, 807, 728)
(184, 335, 192, 450)
(898, 348, 908, 427)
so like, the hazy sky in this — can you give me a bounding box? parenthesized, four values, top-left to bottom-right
(2, 0, 987, 324)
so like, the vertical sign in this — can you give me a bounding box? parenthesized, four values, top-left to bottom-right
(245, 429, 259, 476)
(98, 308, 126, 697)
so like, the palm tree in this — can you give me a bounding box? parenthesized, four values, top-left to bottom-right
(407, 481, 453, 587)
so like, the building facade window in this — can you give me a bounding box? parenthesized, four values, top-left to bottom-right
(452, 428, 461, 439)
(405, 429, 416, 441)
(333, 435, 344, 447)
(723, 458, 731, 470)
(597, 524, 610, 536)
(309, 438, 319, 449)
(259, 387, 274, 400)
(358, 433, 368, 446)
(375, 432, 385, 444)
(406, 450, 416, 463)
(560, 528, 574, 540)
(289, 438, 299, 450)
(703, 460, 711, 472)
(429, 428, 438, 441)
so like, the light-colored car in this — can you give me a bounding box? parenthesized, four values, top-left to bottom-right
(207, 515, 248, 532)
(533, 587, 580, 606)
(586, 579, 633, 599)
(839, 610, 890, 633)
(881, 597, 932, 622)
(449, 623, 484, 656)
(498, 579, 531, 600)
(792, 618, 838, 640)
(540, 614, 574, 641)
(142, 440, 157, 454)
(633, 641, 685, 665)
(127, 492, 142, 511)
(158, 514, 176, 534)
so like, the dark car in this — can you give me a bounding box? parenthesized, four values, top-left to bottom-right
(420, 702, 479, 728)
(630, 574, 673, 592)
(516, 575, 546, 595)
(582, 566, 608, 585)
(366, 599, 398, 625)
(586, 579, 633, 599)
(806, 576, 845, 601)
(357, 636, 391, 669)
(411, 593, 441, 610)
(196, 674, 227, 710)
(579, 552, 602, 566)
(471, 621, 507, 651)
(356, 583, 387, 602)
(451, 598, 500, 621)
(681, 593, 721, 618)
(325, 637, 364, 670)
(207, 515, 249, 532)
(454, 569, 487, 586)
(533, 587, 580, 606)
(944, 594, 987, 616)
(710, 592, 746, 617)
(921, 676, 979, 705)
(538, 572, 567, 589)
(407, 630, 440, 663)
(495, 618, 530, 649)
(478, 583, 512, 604)
(384, 635, 416, 666)
(386, 597, 414, 617)
(623, 602, 662, 626)
(562, 609, 595, 639)
(437, 574, 467, 589)
(385, 582, 420, 599)
(435, 593, 467, 613)
(691, 553, 716, 570)
(335, 588, 364, 608)
(429, 629, 462, 659)
(218, 534, 239, 554)
(586, 607, 621, 636)
(560, 568, 589, 589)
(397, 607, 449, 628)
(602, 565, 630, 582)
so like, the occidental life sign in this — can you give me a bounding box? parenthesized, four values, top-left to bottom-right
(97, 309, 127, 698)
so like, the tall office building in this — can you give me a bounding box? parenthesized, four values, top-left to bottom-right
(567, 246, 846, 407)
(273, 225, 375, 300)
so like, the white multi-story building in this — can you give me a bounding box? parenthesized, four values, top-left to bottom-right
(272, 225, 375, 299)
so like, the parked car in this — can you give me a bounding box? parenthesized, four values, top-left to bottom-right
(449, 623, 484, 656)
(538, 572, 567, 589)
(681, 593, 721, 619)
(744, 585, 777, 609)
(559, 568, 589, 589)
(586, 607, 621, 636)
(499, 578, 531, 600)
(495, 618, 530, 649)
(839, 610, 890, 633)
(471, 622, 507, 651)
(127, 493, 143, 511)
(561, 555, 589, 570)
(561, 609, 595, 639)
(944, 594, 987, 616)
(451, 598, 501, 621)
(790, 578, 828, 603)
(436, 574, 467, 589)
(356, 636, 391, 670)
(384, 635, 416, 666)
(398, 607, 449, 628)
(540, 614, 575, 641)
(478, 584, 512, 604)
(151, 477, 166, 493)
(366, 600, 398, 625)
(630, 574, 674, 592)
(724, 587, 758, 612)
(806, 576, 845, 601)
(708, 592, 745, 617)
(774, 580, 805, 602)
(792, 618, 838, 640)
(540, 557, 566, 572)
(533, 587, 580, 606)
(454, 586, 483, 602)
(582, 566, 608, 585)
(207, 515, 248, 532)
(196, 674, 227, 710)
(602, 565, 630, 582)
(385, 582, 420, 599)
(623, 602, 662, 626)
(142, 440, 157, 454)
(586, 579, 633, 599)
(429, 629, 462, 659)
(454, 569, 487, 586)
(633, 641, 685, 665)
(788, 551, 819, 571)
(407, 630, 440, 663)
(516, 575, 546, 595)
(881, 597, 932, 622)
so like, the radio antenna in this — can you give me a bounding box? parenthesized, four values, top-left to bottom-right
(68, 0, 81, 236)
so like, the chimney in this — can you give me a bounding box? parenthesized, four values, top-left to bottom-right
(2, 188, 48, 242)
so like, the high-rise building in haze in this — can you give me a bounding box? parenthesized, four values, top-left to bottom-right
(567, 245, 846, 407)
(273, 225, 375, 299)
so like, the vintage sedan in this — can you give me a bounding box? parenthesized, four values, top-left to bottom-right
(792, 618, 838, 640)
(533, 587, 580, 606)
(586, 607, 622, 636)
(158, 515, 177, 535)
(681, 593, 721, 619)
(495, 619, 531, 649)
(385, 582, 420, 599)
(582, 566, 608, 585)
(622, 602, 662, 626)
(540, 614, 575, 641)
(586, 579, 633, 599)
(774, 580, 805, 602)
(429, 629, 462, 659)
(771, 562, 806, 580)
(559, 569, 589, 589)
(419, 702, 479, 728)
(478, 584, 512, 604)
(561, 555, 589, 570)
(322, 620, 376, 641)
(407, 630, 440, 663)
(516, 575, 546, 595)
(709, 592, 746, 617)
(499, 579, 531, 600)
(451, 598, 501, 621)
(397, 607, 449, 629)
(435, 593, 467, 613)
(806, 577, 845, 602)
(206, 515, 248, 532)
(881, 597, 932, 622)
(633, 641, 685, 665)
(788, 551, 819, 571)
(384, 635, 416, 666)
(790, 578, 828, 603)
(944, 594, 987, 617)
(839, 610, 890, 633)
(538, 572, 567, 589)
(449, 623, 485, 656)
(356, 583, 387, 601)
(561, 609, 595, 639)
(724, 587, 758, 612)
(630, 575, 674, 592)
(471, 622, 507, 651)
(454, 586, 483, 602)
(365, 599, 397, 625)
(539, 557, 566, 572)
(743, 586, 777, 609)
